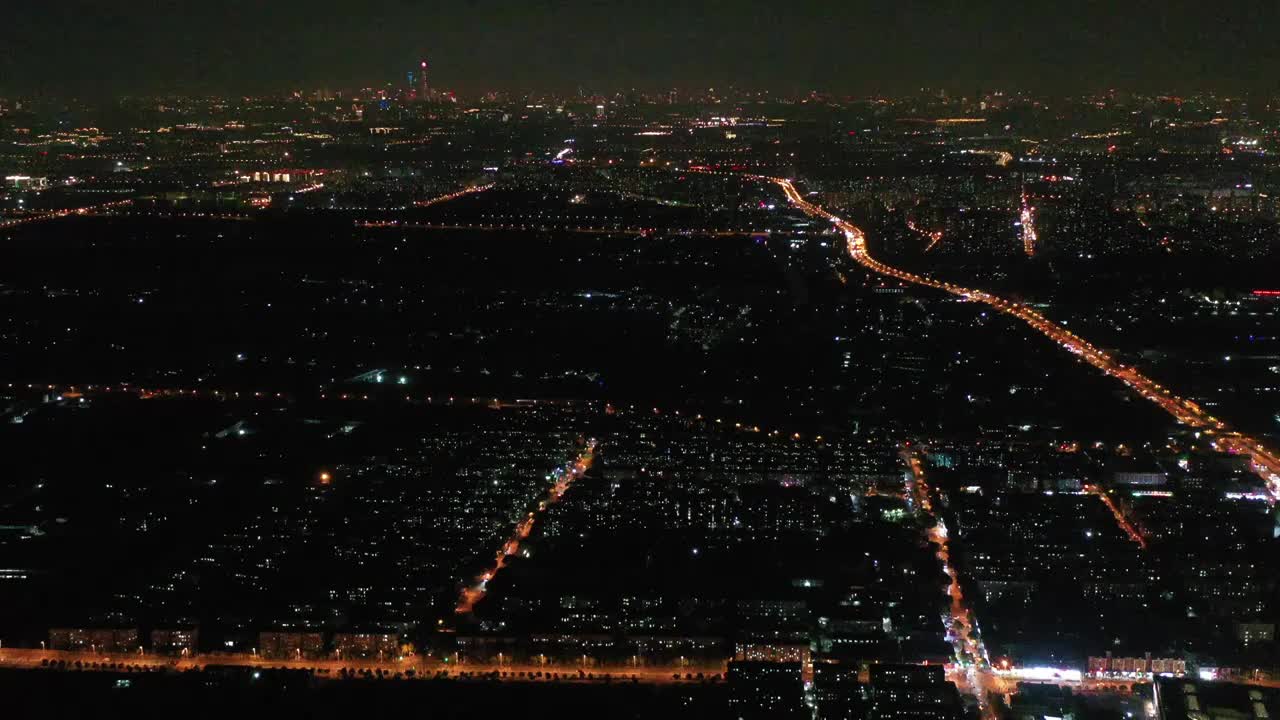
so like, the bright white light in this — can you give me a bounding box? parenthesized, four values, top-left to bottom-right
(997, 666, 1082, 682)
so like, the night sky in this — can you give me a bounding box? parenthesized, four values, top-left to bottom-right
(3, 0, 1279, 97)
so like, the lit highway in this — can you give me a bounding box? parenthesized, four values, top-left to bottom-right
(906, 452, 996, 720)
(0, 646, 723, 686)
(1084, 484, 1148, 549)
(357, 220, 755, 237)
(454, 440, 597, 615)
(0, 199, 133, 231)
(906, 453, 1175, 709)
(905, 218, 945, 252)
(414, 182, 496, 208)
(754, 172, 1280, 501)
(1019, 191, 1038, 256)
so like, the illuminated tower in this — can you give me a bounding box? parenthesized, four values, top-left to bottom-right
(418, 59, 429, 101)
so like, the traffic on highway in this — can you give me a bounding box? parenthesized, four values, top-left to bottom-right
(758, 172, 1280, 502)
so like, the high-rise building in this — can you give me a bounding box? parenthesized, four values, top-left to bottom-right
(418, 59, 430, 101)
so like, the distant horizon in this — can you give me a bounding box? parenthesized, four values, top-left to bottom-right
(5, 0, 1280, 99)
(2, 85, 1276, 104)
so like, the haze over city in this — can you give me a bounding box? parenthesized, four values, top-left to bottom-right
(2, 3, 1280, 719)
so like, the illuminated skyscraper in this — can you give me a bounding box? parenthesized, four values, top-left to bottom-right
(418, 59, 430, 101)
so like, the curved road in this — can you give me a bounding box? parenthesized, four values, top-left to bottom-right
(744, 170, 1279, 500)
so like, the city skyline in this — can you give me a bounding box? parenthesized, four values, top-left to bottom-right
(4, 1, 1280, 97)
